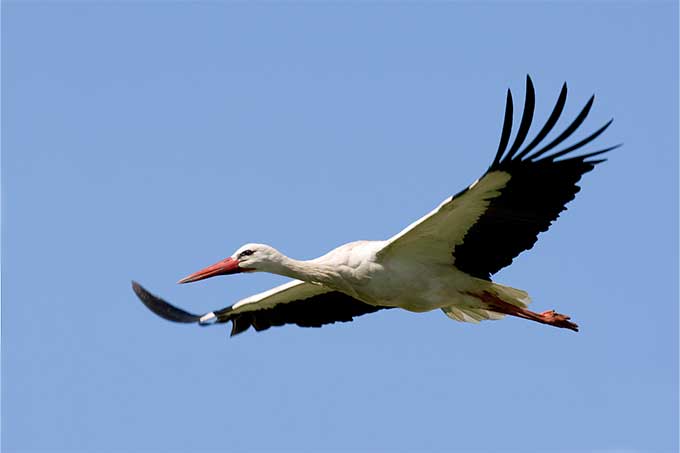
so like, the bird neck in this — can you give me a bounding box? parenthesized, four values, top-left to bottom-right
(272, 254, 337, 286)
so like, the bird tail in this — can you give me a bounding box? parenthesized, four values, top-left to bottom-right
(441, 282, 532, 323)
(488, 282, 532, 308)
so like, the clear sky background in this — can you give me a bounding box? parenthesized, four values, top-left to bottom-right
(2, 2, 678, 452)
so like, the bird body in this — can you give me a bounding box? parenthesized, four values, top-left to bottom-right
(248, 240, 487, 312)
(133, 76, 618, 337)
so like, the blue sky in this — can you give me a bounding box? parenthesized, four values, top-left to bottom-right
(2, 2, 677, 452)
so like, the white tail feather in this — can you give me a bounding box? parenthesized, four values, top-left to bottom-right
(442, 306, 505, 323)
(441, 282, 531, 324)
(489, 282, 532, 308)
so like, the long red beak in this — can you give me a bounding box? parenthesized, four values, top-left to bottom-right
(177, 257, 243, 284)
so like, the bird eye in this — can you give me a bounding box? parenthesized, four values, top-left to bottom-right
(238, 250, 254, 259)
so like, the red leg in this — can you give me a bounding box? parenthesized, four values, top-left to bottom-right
(471, 291, 579, 332)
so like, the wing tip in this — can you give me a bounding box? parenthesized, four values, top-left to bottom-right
(519, 81, 599, 162)
(581, 143, 623, 165)
(495, 78, 610, 167)
(131, 280, 202, 324)
(131, 280, 143, 294)
(491, 88, 515, 168)
(504, 74, 537, 161)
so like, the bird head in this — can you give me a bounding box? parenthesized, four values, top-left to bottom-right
(177, 243, 279, 284)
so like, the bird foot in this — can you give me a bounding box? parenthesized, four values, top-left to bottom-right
(540, 310, 579, 332)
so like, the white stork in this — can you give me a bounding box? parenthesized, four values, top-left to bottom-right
(132, 76, 618, 337)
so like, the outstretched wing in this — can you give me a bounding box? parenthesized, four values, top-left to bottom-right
(378, 75, 618, 280)
(132, 280, 390, 337)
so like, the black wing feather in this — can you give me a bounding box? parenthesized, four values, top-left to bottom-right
(546, 119, 613, 161)
(132, 281, 201, 323)
(491, 89, 514, 167)
(504, 75, 535, 161)
(529, 94, 595, 161)
(514, 82, 567, 160)
(131, 281, 390, 337)
(452, 76, 618, 281)
(215, 292, 388, 336)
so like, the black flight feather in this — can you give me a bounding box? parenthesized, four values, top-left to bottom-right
(452, 77, 617, 281)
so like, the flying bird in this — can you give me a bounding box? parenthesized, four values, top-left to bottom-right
(132, 76, 618, 337)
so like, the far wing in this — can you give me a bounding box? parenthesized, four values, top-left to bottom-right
(132, 280, 390, 337)
(377, 171, 512, 265)
(378, 76, 618, 280)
